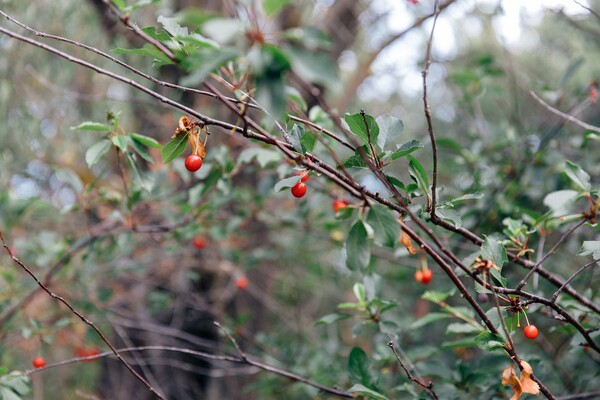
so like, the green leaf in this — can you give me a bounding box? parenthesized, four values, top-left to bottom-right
(441, 338, 479, 349)
(85, 140, 112, 168)
(237, 148, 282, 168)
(248, 45, 291, 120)
(111, 135, 129, 152)
(578, 241, 600, 260)
(344, 112, 380, 148)
(386, 175, 405, 190)
(348, 384, 389, 400)
(342, 149, 369, 169)
(113, 45, 173, 66)
(161, 132, 189, 164)
(126, 153, 154, 192)
(407, 155, 430, 196)
(264, 0, 293, 16)
(410, 312, 450, 329)
(474, 331, 505, 352)
(337, 302, 361, 310)
(543, 190, 579, 217)
(112, 0, 126, 10)
(366, 204, 400, 248)
(390, 140, 423, 160)
(481, 236, 508, 268)
(0, 374, 30, 396)
(286, 44, 338, 87)
(123, 0, 160, 12)
(316, 313, 352, 325)
(422, 289, 455, 303)
(0, 387, 23, 400)
(435, 208, 462, 228)
(446, 323, 482, 335)
(274, 176, 302, 192)
(449, 192, 484, 203)
(301, 131, 316, 154)
(346, 221, 371, 272)
(353, 283, 367, 303)
(129, 137, 155, 163)
(157, 15, 189, 37)
(288, 124, 308, 154)
(565, 161, 591, 191)
(71, 121, 111, 132)
(348, 347, 371, 386)
(179, 47, 240, 86)
(376, 114, 404, 150)
(129, 133, 162, 149)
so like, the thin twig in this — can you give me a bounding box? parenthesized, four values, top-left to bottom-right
(288, 115, 356, 152)
(0, 10, 256, 108)
(214, 322, 353, 398)
(422, 0, 441, 216)
(556, 391, 600, 400)
(388, 340, 439, 399)
(100, 0, 177, 61)
(517, 220, 586, 291)
(529, 90, 600, 134)
(0, 232, 165, 400)
(551, 260, 598, 303)
(574, 0, 600, 21)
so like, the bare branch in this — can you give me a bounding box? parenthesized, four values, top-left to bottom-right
(0, 231, 166, 400)
(388, 340, 439, 399)
(422, 0, 441, 216)
(529, 90, 600, 134)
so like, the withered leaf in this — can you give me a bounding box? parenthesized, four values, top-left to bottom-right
(502, 360, 540, 400)
(399, 230, 417, 255)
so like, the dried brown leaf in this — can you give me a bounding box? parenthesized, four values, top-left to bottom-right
(501, 360, 540, 400)
(519, 361, 540, 396)
(399, 230, 417, 255)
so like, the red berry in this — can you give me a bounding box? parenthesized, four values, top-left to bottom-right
(185, 154, 203, 172)
(332, 199, 348, 213)
(421, 269, 433, 284)
(524, 324, 539, 339)
(193, 237, 207, 249)
(295, 170, 309, 182)
(291, 182, 307, 198)
(235, 277, 249, 290)
(414, 270, 423, 283)
(32, 356, 46, 368)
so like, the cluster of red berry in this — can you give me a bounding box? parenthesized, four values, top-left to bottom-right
(414, 269, 432, 285)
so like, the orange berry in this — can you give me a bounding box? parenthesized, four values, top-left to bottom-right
(414, 270, 424, 283)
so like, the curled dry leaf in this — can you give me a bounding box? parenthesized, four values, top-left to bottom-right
(502, 360, 540, 400)
(399, 230, 417, 255)
(188, 131, 207, 159)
